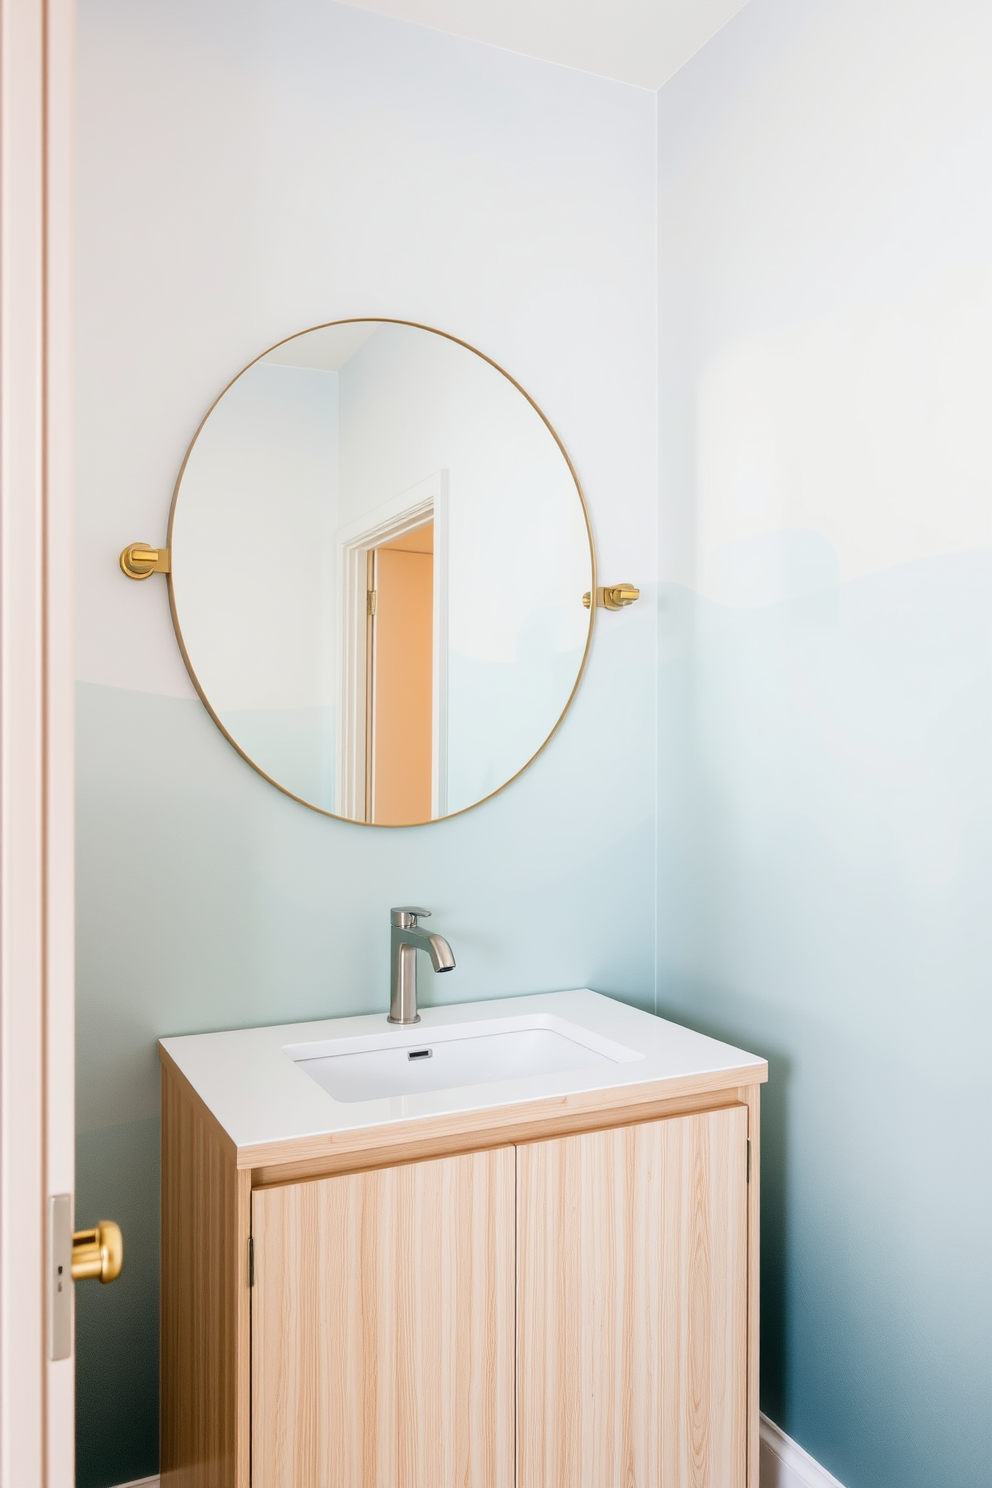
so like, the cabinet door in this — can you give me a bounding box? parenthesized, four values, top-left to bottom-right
(252, 1147, 515, 1488)
(517, 1107, 749, 1488)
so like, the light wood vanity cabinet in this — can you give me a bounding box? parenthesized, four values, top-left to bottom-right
(161, 1039, 764, 1488)
(516, 1109, 749, 1488)
(251, 1147, 516, 1488)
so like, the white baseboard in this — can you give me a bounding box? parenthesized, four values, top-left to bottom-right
(112, 1422, 838, 1488)
(761, 1413, 847, 1488)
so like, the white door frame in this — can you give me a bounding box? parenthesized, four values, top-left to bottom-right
(0, 0, 76, 1483)
(336, 471, 449, 821)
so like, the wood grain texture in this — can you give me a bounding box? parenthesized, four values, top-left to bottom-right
(252, 1146, 515, 1488)
(250, 1086, 747, 1189)
(236, 1061, 767, 1172)
(159, 1045, 240, 1163)
(160, 1064, 251, 1488)
(740, 1084, 762, 1488)
(517, 1107, 749, 1488)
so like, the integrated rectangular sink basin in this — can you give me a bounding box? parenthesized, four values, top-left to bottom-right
(286, 1013, 644, 1103)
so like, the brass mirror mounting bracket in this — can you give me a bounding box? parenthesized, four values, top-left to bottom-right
(120, 542, 171, 580)
(71, 1219, 123, 1284)
(583, 583, 640, 611)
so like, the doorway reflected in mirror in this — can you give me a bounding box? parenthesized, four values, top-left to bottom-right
(368, 521, 434, 826)
(168, 320, 594, 824)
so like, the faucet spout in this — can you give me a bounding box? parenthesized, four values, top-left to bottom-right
(426, 932, 455, 973)
(388, 908, 456, 1024)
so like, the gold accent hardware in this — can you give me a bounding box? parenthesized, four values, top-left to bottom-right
(367, 589, 377, 616)
(120, 542, 171, 579)
(603, 583, 639, 610)
(582, 583, 640, 611)
(71, 1220, 123, 1284)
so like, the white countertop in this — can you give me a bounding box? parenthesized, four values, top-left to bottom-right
(160, 989, 766, 1155)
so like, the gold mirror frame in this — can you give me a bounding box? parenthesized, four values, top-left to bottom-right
(165, 318, 597, 827)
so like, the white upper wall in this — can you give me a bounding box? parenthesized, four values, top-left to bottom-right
(75, 0, 658, 697)
(657, 0, 992, 607)
(333, 0, 752, 89)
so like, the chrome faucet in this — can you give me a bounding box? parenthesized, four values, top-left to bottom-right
(388, 907, 455, 1024)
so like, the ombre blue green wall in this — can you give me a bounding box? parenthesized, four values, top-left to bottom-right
(75, 4, 658, 1484)
(77, 2, 991, 1487)
(656, 2, 992, 1486)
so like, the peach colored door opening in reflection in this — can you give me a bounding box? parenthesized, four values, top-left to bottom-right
(368, 521, 434, 824)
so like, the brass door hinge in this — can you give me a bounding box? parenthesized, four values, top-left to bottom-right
(367, 589, 377, 616)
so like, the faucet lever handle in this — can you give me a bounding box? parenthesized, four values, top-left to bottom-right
(391, 906, 431, 928)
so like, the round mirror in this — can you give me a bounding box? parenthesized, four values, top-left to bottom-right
(168, 320, 595, 825)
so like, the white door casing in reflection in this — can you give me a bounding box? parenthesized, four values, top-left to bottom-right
(337, 472, 449, 823)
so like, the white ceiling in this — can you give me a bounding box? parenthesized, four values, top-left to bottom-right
(337, 0, 750, 90)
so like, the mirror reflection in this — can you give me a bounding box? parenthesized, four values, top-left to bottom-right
(169, 320, 594, 824)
